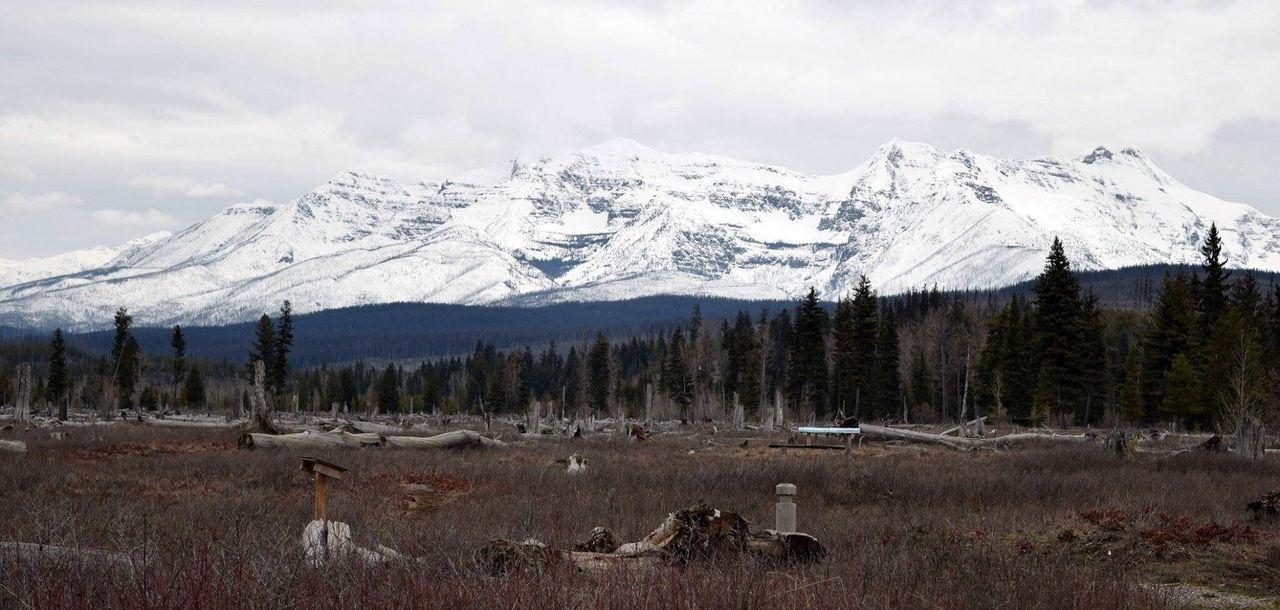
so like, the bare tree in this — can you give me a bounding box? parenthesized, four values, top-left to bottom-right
(1219, 330, 1263, 434)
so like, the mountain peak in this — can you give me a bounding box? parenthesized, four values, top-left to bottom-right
(578, 137, 656, 158)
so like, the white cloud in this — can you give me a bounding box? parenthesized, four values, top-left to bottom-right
(127, 175, 242, 198)
(0, 0, 1278, 255)
(1, 191, 82, 211)
(92, 208, 178, 228)
(1, 164, 36, 182)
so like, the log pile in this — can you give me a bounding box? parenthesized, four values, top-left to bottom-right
(477, 501, 825, 576)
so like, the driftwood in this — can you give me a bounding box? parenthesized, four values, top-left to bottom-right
(385, 430, 507, 450)
(141, 416, 244, 430)
(240, 428, 506, 450)
(3, 541, 133, 574)
(0, 440, 27, 453)
(240, 429, 383, 449)
(342, 419, 415, 436)
(479, 502, 825, 576)
(941, 416, 988, 437)
(860, 424, 1091, 451)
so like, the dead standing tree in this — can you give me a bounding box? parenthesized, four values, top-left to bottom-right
(15, 363, 33, 422)
(248, 360, 280, 434)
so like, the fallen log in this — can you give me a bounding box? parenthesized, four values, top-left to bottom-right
(239, 429, 383, 450)
(140, 417, 244, 430)
(0, 440, 26, 453)
(241, 428, 507, 450)
(941, 416, 988, 436)
(385, 430, 507, 450)
(341, 419, 416, 436)
(860, 424, 1091, 451)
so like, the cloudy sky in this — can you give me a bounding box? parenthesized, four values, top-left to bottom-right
(1, 0, 1278, 258)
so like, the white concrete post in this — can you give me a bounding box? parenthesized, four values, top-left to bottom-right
(775, 483, 797, 533)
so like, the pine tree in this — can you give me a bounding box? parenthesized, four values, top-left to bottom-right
(1119, 345, 1143, 423)
(871, 308, 901, 419)
(1198, 223, 1230, 335)
(1159, 353, 1202, 427)
(587, 332, 611, 416)
(273, 300, 293, 394)
(664, 329, 693, 418)
(1076, 292, 1107, 424)
(908, 345, 930, 415)
(249, 313, 276, 385)
(376, 365, 400, 414)
(830, 297, 857, 415)
(1032, 237, 1083, 418)
(139, 385, 158, 411)
(48, 328, 68, 417)
(1230, 271, 1261, 327)
(170, 325, 186, 405)
(786, 288, 829, 420)
(183, 367, 206, 408)
(110, 308, 140, 409)
(1142, 272, 1198, 414)
(850, 277, 879, 416)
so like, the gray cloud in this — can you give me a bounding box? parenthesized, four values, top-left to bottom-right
(0, 0, 1277, 257)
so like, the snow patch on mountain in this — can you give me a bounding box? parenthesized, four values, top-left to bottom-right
(4, 139, 1280, 330)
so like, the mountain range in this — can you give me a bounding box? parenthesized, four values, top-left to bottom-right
(3, 138, 1278, 330)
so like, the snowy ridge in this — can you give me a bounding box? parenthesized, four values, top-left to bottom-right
(3, 138, 1279, 330)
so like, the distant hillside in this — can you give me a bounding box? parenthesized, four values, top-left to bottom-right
(3, 264, 1275, 366)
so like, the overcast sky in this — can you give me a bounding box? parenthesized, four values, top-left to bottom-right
(2, 0, 1278, 258)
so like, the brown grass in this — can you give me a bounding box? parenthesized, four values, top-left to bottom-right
(1, 424, 1278, 608)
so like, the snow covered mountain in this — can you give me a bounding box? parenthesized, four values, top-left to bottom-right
(4, 139, 1279, 329)
(0, 232, 171, 290)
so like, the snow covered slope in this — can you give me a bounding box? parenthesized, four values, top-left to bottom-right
(3, 139, 1278, 329)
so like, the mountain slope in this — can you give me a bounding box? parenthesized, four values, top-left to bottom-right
(3, 139, 1277, 329)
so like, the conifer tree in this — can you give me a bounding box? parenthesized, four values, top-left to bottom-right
(664, 329, 692, 418)
(183, 366, 206, 408)
(111, 308, 140, 409)
(376, 365, 400, 414)
(249, 313, 276, 385)
(170, 325, 186, 405)
(1032, 237, 1083, 417)
(1160, 353, 1202, 427)
(830, 296, 857, 415)
(1119, 345, 1143, 423)
(850, 276, 879, 415)
(1142, 272, 1197, 413)
(1076, 292, 1107, 424)
(871, 308, 901, 419)
(48, 328, 68, 417)
(587, 332, 611, 416)
(786, 288, 829, 420)
(1198, 223, 1230, 335)
(273, 300, 293, 394)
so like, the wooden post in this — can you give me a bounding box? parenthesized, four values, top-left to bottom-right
(300, 457, 347, 562)
(775, 483, 797, 533)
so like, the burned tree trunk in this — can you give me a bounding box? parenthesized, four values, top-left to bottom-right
(15, 363, 33, 422)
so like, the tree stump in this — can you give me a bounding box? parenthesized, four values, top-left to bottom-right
(1235, 417, 1266, 460)
(1104, 429, 1136, 458)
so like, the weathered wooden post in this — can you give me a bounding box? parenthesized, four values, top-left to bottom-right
(300, 457, 347, 562)
(775, 483, 797, 533)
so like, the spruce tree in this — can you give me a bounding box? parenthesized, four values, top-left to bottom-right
(1142, 272, 1197, 414)
(48, 328, 68, 417)
(249, 313, 276, 385)
(871, 308, 901, 419)
(110, 309, 140, 410)
(830, 296, 857, 415)
(664, 329, 692, 418)
(273, 300, 293, 394)
(183, 367, 206, 408)
(1198, 223, 1230, 335)
(1076, 292, 1107, 424)
(850, 277, 879, 415)
(1119, 345, 1143, 423)
(170, 325, 186, 405)
(376, 365, 400, 414)
(1159, 353, 1202, 427)
(1032, 237, 1083, 418)
(586, 332, 611, 416)
(786, 288, 829, 420)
